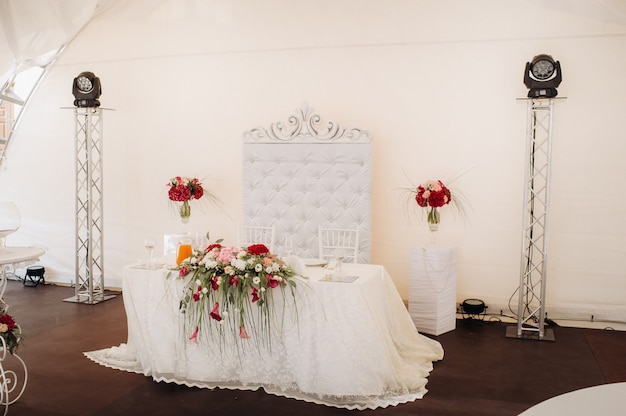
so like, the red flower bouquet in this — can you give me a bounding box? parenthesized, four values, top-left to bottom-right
(415, 180, 452, 230)
(168, 176, 204, 224)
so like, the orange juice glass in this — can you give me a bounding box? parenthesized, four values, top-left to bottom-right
(176, 243, 193, 265)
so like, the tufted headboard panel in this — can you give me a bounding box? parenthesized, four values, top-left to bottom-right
(242, 104, 372, 263)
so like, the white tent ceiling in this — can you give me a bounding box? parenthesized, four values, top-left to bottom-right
(1, 0, 626, 104)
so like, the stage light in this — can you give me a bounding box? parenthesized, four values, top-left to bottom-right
(523, 54, 562, 98)
(461, 299, 486, 320)
(72, 71, 101, 107)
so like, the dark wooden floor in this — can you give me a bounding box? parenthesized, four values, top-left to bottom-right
(1, 279, 625, 416)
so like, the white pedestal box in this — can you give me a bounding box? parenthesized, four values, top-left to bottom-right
(408, 245, 457, 336)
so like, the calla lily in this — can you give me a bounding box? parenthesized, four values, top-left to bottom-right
(189, 326, 199, 344)
(210, 302, 222, 321)
(267, 274, 279, 288)
(239, 325, 250, 339)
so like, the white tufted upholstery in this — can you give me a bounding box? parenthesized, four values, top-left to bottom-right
(242, 104, 372, 263)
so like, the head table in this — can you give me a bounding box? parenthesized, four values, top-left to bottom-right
(85, 261, 444, 410)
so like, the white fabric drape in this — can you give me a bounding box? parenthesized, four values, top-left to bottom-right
(0, 0, 101, 87)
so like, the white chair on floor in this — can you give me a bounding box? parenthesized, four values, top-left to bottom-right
(238, 225, 275, 252)
(318, 227, 359, 264)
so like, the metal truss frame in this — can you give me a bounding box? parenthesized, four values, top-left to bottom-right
(64, 107, 115, 305)
(507, 98, 557, 341)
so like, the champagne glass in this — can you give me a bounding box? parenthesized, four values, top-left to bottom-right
(332, 247, 346, 281)
(283, 235, 294, 256)
(144, 238, 156, 266)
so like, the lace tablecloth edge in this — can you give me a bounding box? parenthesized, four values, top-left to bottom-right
(83, 346, 426, 410)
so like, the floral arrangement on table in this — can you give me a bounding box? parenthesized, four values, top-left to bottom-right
(0, 312, 23, 355)
(167, 176, 205, 224)
(176, 239, 302, 348)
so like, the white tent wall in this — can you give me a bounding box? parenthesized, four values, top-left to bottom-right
(1, 0, 625, 324)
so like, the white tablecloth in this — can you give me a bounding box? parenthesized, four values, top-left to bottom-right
(85, 262, 443, 410)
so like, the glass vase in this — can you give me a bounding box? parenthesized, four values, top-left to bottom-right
(427, 207, 440, 243)
(179, 200, 191, 232)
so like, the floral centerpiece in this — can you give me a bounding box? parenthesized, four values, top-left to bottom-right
(176, 239, 302, 348)
(415, 179, 452, 231)
(0, 312, 23, 355)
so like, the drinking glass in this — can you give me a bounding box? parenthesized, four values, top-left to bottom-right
(144, 238, 156, 266)
(332, 247, 346, 281)
(176, 237, 193, 266)
(283, 235, 294, 256)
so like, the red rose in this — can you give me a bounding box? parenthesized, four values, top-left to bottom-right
(251, 287, 259, 303)
(247, 244, 270, 256)
(206, 243, 222, 252)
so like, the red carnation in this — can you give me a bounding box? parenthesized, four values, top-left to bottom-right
(415, 192, 428, 208)
(193, 185, 204, 199)
(428, 189, 450, 208)
(168, 185, 191, 202)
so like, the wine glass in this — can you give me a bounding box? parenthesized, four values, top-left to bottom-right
(144, 238, 156, 266)
(0, 202, 21, 250)
(332, 247, 346, 281)
(283, 235, 294, 257)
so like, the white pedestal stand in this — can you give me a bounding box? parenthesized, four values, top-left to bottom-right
(408, 245, 457, 336)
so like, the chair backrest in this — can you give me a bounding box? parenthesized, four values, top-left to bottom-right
(318, 227, 359, 264)
(238, 225, 276, 252)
